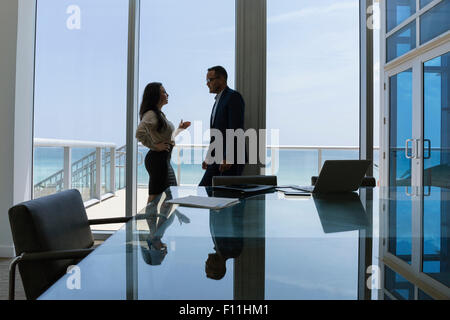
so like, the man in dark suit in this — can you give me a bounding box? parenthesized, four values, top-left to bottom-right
(199, 66, 245, 187)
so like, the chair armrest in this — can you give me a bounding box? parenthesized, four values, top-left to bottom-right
(88, 217, 132, 225)
(18, 248, 94, 262)
(9, 248, 94, 300)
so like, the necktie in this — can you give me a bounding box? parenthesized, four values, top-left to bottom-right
(210, 96, 220, 127)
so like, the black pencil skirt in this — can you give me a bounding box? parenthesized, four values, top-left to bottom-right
(144, 149, 177, 195)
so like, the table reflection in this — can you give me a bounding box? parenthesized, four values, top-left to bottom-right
(38, 186, 449, 300)
(381, 187, 450, 300)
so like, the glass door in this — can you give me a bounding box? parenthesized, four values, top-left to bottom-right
(388, 68, 414, 189)
(387, 47, 450, 191)
(383, 47, 450, 299)
(387, 66, 415, 265)
(422, 51, 450, 190)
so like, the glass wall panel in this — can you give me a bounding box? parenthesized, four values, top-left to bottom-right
(33, 0, 129, 226)
(386, 0, 416, 32)
(388, 69, 413, 264)
(267, 0, 359, 185)
(420, 0, 450, 45)
(384, 266, 415, 300)
(423, 52, 450, 188)
(388, 191, 412, 264)
(389, 69, 413, 188)
(137, 0, 235, 209)
(422, 187, 450, 287)
(418, 289, 434, 299)
(423, 53, 450, 286)
(387, 22, 416, 62)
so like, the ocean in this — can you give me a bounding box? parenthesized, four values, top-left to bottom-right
(34, 146, 380, 189)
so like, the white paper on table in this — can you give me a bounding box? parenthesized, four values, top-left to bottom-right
(165, 196, 240, 210)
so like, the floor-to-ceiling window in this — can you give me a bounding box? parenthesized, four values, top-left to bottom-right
(137, 0, 235, 210)
(266, 0, 361, 186)
(33, 0, 129, 228)
(134, 0, 236, 298)
(265, 0, 361, 299)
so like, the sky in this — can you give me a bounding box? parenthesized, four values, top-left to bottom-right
(34, 0, 380, 148)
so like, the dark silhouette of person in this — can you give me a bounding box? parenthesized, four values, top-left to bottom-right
(136, 82, 191, 204)
(199, 66, 246, 186)
(205, 201, 244, 280)
(139, 190, 190, 266)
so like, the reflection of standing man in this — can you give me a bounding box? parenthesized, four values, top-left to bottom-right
(199, 66, 246, 187)
(205, 203, 244, 280)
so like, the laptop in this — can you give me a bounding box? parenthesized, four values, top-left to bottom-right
(212, 184, 275, 193)
(293, 160, 371, 194)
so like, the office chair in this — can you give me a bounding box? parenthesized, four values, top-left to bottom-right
(212, 175, 277, 187)
(8, 189, 132, 300)
(311, 176, 376, 187)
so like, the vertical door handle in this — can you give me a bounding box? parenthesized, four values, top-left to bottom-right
(405, 139, 415, 159)
(424, 139, 431, 159)
(405, 186, 413, 196)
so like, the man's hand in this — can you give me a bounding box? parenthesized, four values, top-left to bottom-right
(154, 142, 171, 152)
(202, 160, 231, 172)
(219, 161, 232, 173)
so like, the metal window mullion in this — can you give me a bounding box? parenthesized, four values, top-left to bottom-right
(125, 0, 140, 218)
(124, 0, 140, 302)
(236, 0, 267, 177)
(380, 0, 388, 188)
(360, 0, 374, 175)
(234, 0, 266, 299)
(385, 14, 417, 39)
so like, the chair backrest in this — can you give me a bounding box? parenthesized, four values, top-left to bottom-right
(8, 189, 94, 299)
(212, 175, 277, 187)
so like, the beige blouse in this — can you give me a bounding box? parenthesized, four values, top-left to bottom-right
(136, 110, 179, 150)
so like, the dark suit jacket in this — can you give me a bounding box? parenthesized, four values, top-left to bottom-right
(209, 86, 245, 165)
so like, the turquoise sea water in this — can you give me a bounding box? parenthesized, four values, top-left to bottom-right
(34, 146, 380, 188)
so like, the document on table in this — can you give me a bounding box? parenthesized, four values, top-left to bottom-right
(165, 196, 240, 210)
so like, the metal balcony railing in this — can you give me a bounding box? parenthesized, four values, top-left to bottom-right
(33, 138, 116, 206)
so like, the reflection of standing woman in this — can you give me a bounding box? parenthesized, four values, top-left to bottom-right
(136, 82, 190, 203)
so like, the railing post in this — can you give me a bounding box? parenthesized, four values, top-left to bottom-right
(271, 146, 276, 176)
(318, 148, 323, 174)
(63, 147, 72, 190)
(110, 147, 116, 195)
(177, 147, 181, 186)
(119, 150, 123, 190)
(96, 147, 102, 200)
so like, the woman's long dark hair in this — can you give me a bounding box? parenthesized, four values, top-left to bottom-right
(139, 82, 167, 132)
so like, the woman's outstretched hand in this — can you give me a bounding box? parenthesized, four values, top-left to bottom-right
(178, 119, 191, 130)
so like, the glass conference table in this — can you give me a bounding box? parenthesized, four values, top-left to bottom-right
(38, 186, 450, 300)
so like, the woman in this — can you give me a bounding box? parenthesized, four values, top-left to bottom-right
(136, 82, 191, 203)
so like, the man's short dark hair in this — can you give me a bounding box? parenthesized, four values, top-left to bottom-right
(208, 66, 228, 81)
